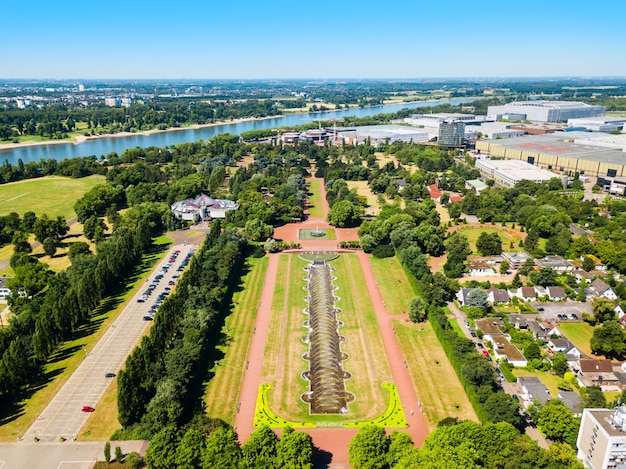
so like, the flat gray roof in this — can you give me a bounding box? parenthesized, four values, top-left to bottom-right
(486, 133, 626, 166)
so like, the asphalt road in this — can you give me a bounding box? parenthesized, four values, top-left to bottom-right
(21, 243, 196, 443)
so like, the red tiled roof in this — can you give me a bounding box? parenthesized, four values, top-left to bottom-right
(450, 194, 463, 203)
(428, 184, 442, 199)
(580, 359, 613, 373)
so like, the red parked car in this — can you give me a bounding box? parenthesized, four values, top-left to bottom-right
(82, 405, 95, 412)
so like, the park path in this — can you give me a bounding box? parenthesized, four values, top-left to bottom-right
(356, 250, 428, 446)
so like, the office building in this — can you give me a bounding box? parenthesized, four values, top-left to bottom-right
(438, 120, 465, 147)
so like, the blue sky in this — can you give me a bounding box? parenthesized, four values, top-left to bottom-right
(2, 0, 625, 79)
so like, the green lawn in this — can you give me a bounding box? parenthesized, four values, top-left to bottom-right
(203, 256, 269, 424)
(394, 320, 478, 430)
(453, 226, 524, 254)
(370, 256, 414, 315)
(307, 178, 324, 218)
(558, 322, 596, 358)
(0, 175, 105, 219)
(0, 236, 174, 441)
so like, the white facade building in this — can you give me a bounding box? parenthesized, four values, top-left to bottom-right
(488, 101, 606, 123)
(475, 159, 556, 187)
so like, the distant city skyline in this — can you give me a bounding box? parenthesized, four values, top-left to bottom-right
(2, 0, 625, 79)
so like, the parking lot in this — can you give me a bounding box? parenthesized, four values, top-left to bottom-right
(22, 244, 196, 443)
(535, 301, 592, 323)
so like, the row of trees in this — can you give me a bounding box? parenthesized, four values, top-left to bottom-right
(348, 422, 581, 469)
(0, 203, 161, 399)
(146, 423, 313, 469)
(116, 222, 248, 438)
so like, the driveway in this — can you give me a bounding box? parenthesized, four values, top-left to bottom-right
(21, 244, 196, 443)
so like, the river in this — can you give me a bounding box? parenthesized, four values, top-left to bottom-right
(0, 99, 475, 164)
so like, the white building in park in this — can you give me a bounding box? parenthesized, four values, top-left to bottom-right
(171, 194, 238, 222)
(475, 159, 556, 187)
(487, 101, 606, 123)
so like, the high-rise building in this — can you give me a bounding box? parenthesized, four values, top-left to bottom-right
(438, 120, 465, 147)
(577, 405, 626, 468)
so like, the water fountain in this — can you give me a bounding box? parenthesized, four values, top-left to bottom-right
(301, 255, 354, 414)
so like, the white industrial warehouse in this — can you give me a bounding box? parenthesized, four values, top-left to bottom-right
(487, 101, 606, 123)
(475, 159, 557, 187)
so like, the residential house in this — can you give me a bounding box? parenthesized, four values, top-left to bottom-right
(508, 313, 528, 329)
(577, 359, 621, 391)
(548, 338, 573, 353)
(546, 286, 567, 301)
(518, 287, 537, 301)
(534, 286, 548, 298)
(468, 260, 496, 277)
(574, 270, 595, 284)
(428, 183, 442, 202)
(488, 287, 510, 304)
(536, 255, 575, 272)
(490, 335, 528, 367)
(590, 278, 618, 300)
(456, 288, 475, 307)
(476, 318, 527, 367)
(527, 319, 559, 342)
(558, 391, 582, 417)
(518, 376, 551, 406)
(449, 194, 463, 203)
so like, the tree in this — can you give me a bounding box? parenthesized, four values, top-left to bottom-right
(476, 232, 502, 256)
(582, 256, 595, 272)
(537, 400, 579, 447)
(524, 342, 542, 360)
(68, 241, 91, 261)
(466, 289, 489, 309)
(176, 428, 205, 469)
(104, 442, 111, 463)
(43, 237, 57, 256)
(244, 218, 274, 241)
(461, 355, 495, 388)
(511, 272, 522, 289)
(386, 431, 414, 467)
(590, 320, 626, 359)
(583, 386, 607, 409)
(12, 231, 32, 254)
(499, 260, 510, 275)
(202, 427, 241, 469)
(525, 230, 539, 252)
(348, 424, 389, 469)
(592, 297, 617, 324)
(115, 446, 123, 463)
(530, 267, 557, 287)
(552, 352, 568, 377)
(275, 426, 314, 469)
(326, 200, 364, 228)
(145, 425, 179, 469)
(241, 425, 277, 468)
(408, 297, 426, 323)
(484, 393, 523, 430)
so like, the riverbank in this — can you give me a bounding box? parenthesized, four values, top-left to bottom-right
(0, 116, 276, 150)
(0, 96, 478, 151)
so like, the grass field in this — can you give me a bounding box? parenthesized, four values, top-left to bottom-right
(203, 256, 269, 424)
(261, 253, 391, 424)
(394, 320, 478, 430)
(346, 181, 404, 216)
(0, 175, 105, 219)
(307, 178, 324, 219)
(558, 322, 596, 358)
(0, 236, 174, 441)
(369, 256, 413, 315)
(452, 226, 524, 254)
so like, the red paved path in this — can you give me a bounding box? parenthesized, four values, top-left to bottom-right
(236, 173, 428, 466)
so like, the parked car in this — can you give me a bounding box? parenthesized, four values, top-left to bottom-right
(137, 295, 147, 303)
(82, 405, 95, 412)
(537, 307, 545, 312)
(143, 315, 154, 321)
(482, 350, 490, 358)
(105, 373, 116, 378)
(571, 313, 579, 320)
